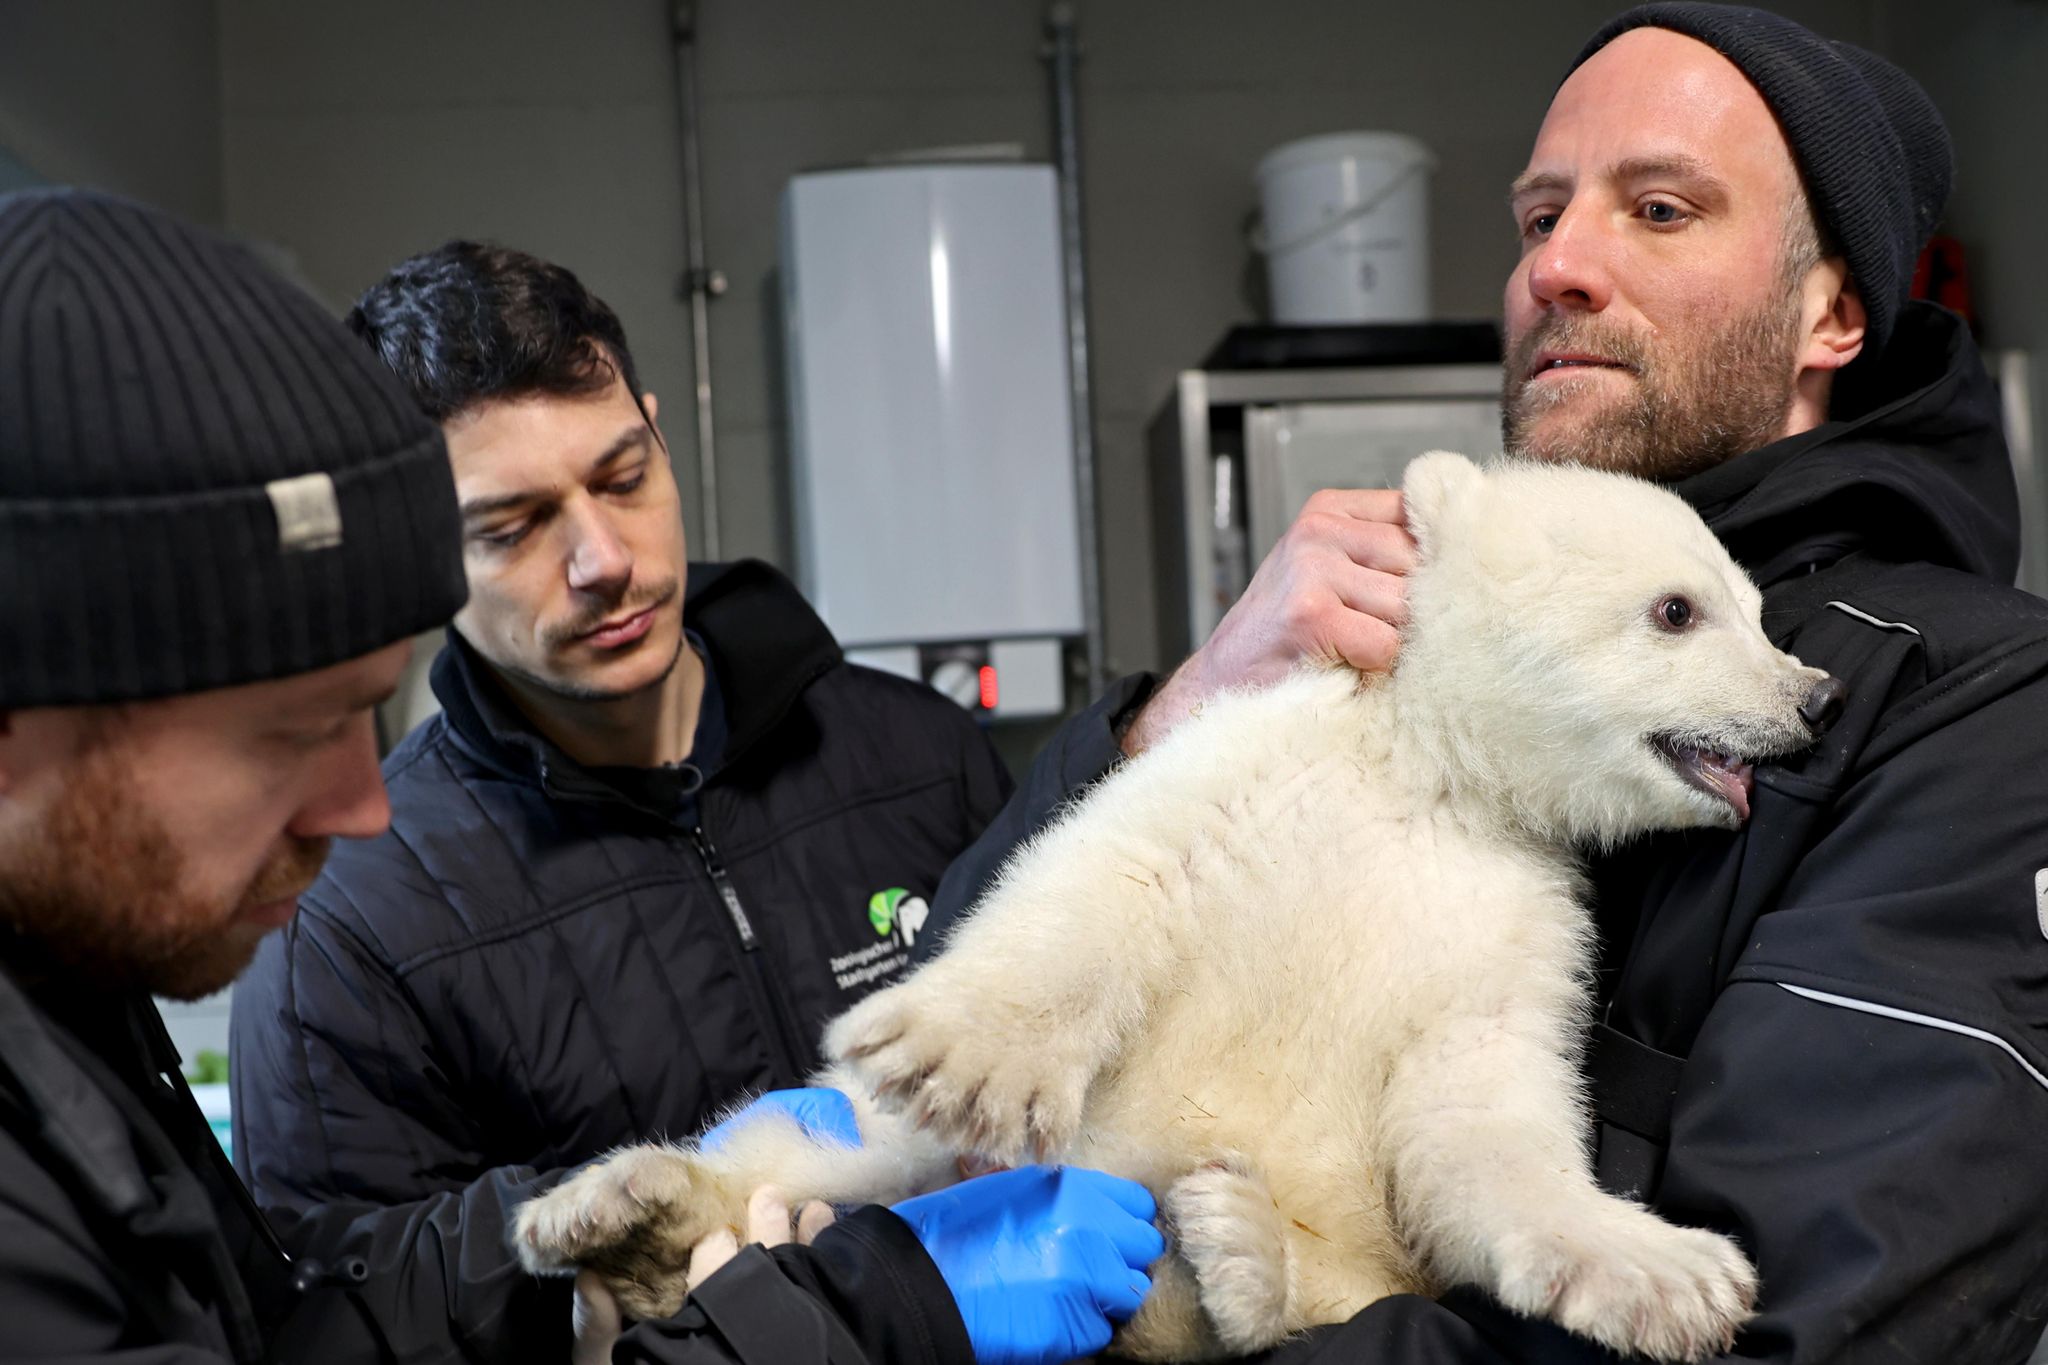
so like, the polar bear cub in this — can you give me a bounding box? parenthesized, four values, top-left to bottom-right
(514, 452, 1834, 1361)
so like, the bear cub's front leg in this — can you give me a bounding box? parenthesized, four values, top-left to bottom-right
(826, 941, 1113, 1164)
(827, 821, 1183, 1162)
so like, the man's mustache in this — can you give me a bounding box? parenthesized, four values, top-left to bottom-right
(543, 578, 680, 651)
(1506, 316, 1651, 388)
(242, 837, 331, 910)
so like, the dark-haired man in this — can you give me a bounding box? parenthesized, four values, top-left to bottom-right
(935, 5, 2048, 1362)
(227, 242, 1172, 1364)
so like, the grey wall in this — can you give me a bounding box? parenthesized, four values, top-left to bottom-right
(1875, 0, 2048, 356)
(0, 0, 224, 222)
(218, 2, 693, 496)
(19, 0, 2038, 677)
(219, 1, 1884, 679)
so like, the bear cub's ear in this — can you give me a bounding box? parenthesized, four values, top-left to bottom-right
(1401, 451, 1486, 557)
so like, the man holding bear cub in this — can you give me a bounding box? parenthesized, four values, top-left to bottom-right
(933, 5, 2048, 1363)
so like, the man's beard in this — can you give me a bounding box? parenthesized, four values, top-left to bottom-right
(1501, 292, 1804, 483)
(0, 738, 330, 1000)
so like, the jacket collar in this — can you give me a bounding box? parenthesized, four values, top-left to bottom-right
(430, 559, 843, 804)
(1670, 302, 2019, 588)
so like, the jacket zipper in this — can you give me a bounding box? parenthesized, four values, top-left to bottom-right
(691, 825, 758, 949)
(688, 826, 806, 1086)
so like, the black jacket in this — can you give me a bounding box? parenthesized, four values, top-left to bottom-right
(2, 964, 271, 1365)
(932, 304, 2048, 1364)
(0, 961, 393, 1364)
(227, 560, 1007, 1362)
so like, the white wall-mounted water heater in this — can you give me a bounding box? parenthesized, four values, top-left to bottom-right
(780, 163, 1083, 720)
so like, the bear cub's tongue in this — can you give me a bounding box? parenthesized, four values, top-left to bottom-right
(1693, 749, 1754, 823)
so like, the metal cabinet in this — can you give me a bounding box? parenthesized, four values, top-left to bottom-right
(1147, 362, 1502, 660)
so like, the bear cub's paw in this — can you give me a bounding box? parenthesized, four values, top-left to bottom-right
(1493, 1207, 1758, 1362)
(826, 975, 1093, 1164)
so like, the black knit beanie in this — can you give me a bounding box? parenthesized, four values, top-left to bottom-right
(1573, 3, 1952, 359)
(0, 188, 467, 709)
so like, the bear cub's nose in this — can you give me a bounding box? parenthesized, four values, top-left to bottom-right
(1799, 676, 1849, 735)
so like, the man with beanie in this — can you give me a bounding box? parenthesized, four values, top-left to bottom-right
(937, 5, 2048, 1362)
(0, 184, 479, 1359)
(0, 191, 1163, 1365)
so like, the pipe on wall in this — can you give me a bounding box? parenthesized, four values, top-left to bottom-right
(670, 2, 725, 559)
(1045, 2, 1109, 697)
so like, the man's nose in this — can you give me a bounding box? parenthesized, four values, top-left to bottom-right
(290, 715, 392, 843)
(565, 504, 633, 596)
(1525, 206, 1616, 314)
(1799, 675, 1849, 735)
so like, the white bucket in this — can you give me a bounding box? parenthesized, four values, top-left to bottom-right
(1254, 132, 1434, 325)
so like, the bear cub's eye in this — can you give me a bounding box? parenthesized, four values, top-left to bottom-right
(1655, 595, 1695, 632)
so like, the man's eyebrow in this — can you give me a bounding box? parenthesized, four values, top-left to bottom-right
(295, 675, 399, 720)
(586, 423, 653, 479)
(1509, 169, 1572, 205)
(1611, 153, 1730, 198)
(1508, 155, 1730, 206)
(351, 680, 401, 712)
(459, 488, 536, 522)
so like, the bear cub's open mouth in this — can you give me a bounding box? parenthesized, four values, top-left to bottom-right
(1650, 735, 1756, 823)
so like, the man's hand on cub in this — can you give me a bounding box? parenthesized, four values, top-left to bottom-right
(892, 1165, 1164, 1365)
(568, 1188, 837, 1364)
(1124, 488, 1415, 756)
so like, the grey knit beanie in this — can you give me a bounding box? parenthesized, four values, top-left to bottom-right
(0, 188, 467, 708)
(1574, 3, 1952, 359)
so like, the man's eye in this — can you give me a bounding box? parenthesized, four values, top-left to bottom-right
(1642, 200, 1688, 226)
(1524, 212, 1560, 238)
(277, 715, 356, 751)
(474, 523, 530, 549)
(602, 473, 646, 496)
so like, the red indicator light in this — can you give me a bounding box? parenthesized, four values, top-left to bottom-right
(978, 665, 999, 710)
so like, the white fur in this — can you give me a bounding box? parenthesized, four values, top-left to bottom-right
(515, 453, 1824, 1360)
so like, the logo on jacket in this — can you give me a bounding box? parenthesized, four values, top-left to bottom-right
(832, 888, 929, 993)
(867, 887, 930, 947)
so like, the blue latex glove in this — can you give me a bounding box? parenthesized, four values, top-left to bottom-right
(699, 1087, 863, 1151)
(892, 1166, 1164, 1365)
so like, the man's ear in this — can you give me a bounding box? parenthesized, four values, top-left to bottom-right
(1401, 451, 1485, 558)
(641, 391, 660, 426)
(1799, 257, 1866, 375)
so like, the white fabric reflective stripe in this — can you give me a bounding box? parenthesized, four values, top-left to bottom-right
(1775, 982, 2048, 1094)
(1824, 600, 1921, 635)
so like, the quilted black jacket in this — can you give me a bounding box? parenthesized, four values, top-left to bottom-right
(228, 558, 1009, 1361)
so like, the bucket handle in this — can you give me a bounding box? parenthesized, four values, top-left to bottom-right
(1249, 160, 1428, 257)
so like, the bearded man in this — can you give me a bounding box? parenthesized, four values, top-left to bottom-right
(0, 185, 477, 1360)
(935, 5, 2048, 1361)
